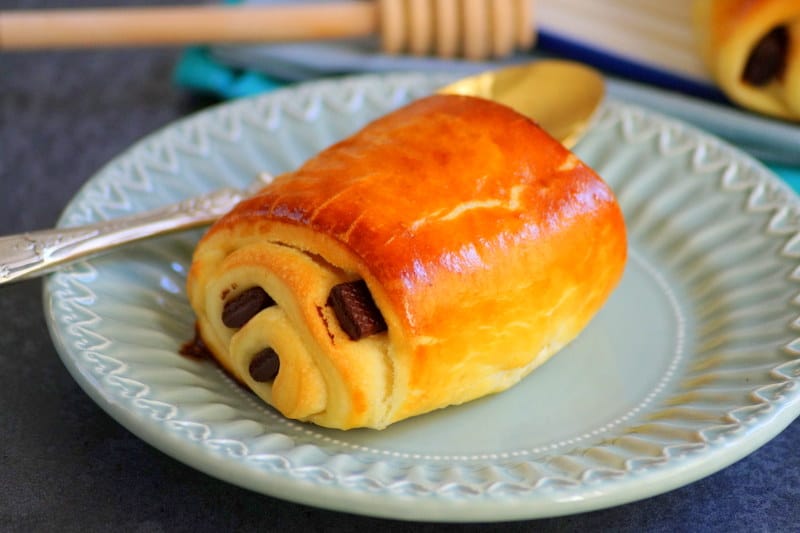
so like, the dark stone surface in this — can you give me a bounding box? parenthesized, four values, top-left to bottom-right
(2, 1, 799, 531)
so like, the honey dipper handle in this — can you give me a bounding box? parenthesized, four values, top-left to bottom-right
(0, 3, 378, 50)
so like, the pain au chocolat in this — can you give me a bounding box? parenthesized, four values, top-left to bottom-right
(186, 94, 627, 430)
(694, 0, 800, 121)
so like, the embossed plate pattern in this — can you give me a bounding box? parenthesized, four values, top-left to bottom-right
(44, 73, 800, 521)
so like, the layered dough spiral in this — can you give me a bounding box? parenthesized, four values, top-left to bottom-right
(187, 94, 627, 430)
(694, 0, 800, 120)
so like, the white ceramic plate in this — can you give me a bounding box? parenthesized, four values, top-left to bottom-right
(44, 72, 800, 522)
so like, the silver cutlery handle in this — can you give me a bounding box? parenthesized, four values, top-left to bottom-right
(0, 187, 245, 285)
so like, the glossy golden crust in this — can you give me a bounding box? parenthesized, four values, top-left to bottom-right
(694, 0, 800, 120)
(187, 94, 627, 429)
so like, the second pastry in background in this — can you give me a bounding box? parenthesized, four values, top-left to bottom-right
(694, 0, 800, 121)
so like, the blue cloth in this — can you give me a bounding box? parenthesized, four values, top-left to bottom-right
(772, 164, 800, 191)
(174, 47, 282, 98)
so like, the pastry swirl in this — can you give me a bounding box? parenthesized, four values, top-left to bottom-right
(187, 94, 627, 429)
(694, 0, 800, 121)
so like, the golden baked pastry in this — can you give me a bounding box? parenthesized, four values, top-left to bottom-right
(694, 0, 800, 121)
(186, 94, 627, 430)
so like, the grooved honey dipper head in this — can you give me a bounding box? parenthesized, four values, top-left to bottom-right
(378, 0, 535, 60)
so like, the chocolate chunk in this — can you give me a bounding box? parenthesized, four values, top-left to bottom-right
(327, 280, 387, 340)
(222, 287, 275, 328)
(249, 348, 280, 382)
(742, 26, 788, 86)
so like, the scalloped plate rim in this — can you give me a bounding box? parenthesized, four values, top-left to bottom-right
(42, 71, 800, 522)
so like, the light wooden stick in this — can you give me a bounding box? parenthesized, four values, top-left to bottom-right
(0, 3, 378, 50)
(0, 1, 535, 60)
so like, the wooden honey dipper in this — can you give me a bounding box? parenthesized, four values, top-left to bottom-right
(0, 0, 534, 60)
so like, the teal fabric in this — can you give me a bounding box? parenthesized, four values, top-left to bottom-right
(772, 164, 800, 192)
(173, 47, 282, 98)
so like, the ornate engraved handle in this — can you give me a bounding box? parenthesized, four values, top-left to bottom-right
(0, 187, 247, 285)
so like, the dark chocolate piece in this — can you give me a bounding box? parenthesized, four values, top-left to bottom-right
(222, 287, 275, 328)
(326, 280, 387, 340)
(742, 26, 788, 86)
(249, 348, 280, 382)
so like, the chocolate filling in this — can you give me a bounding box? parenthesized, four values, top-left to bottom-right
(327, 280, 387, 340)
(742, 26, 789, 86)
(222, 287, 275, 328)
(179, 327, 212, 360)
(249, 347, 280, 382)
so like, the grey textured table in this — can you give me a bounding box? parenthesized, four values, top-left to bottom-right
(2, 1, 799, 531)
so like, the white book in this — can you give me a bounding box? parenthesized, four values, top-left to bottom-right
(536, 0, 717, 97)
